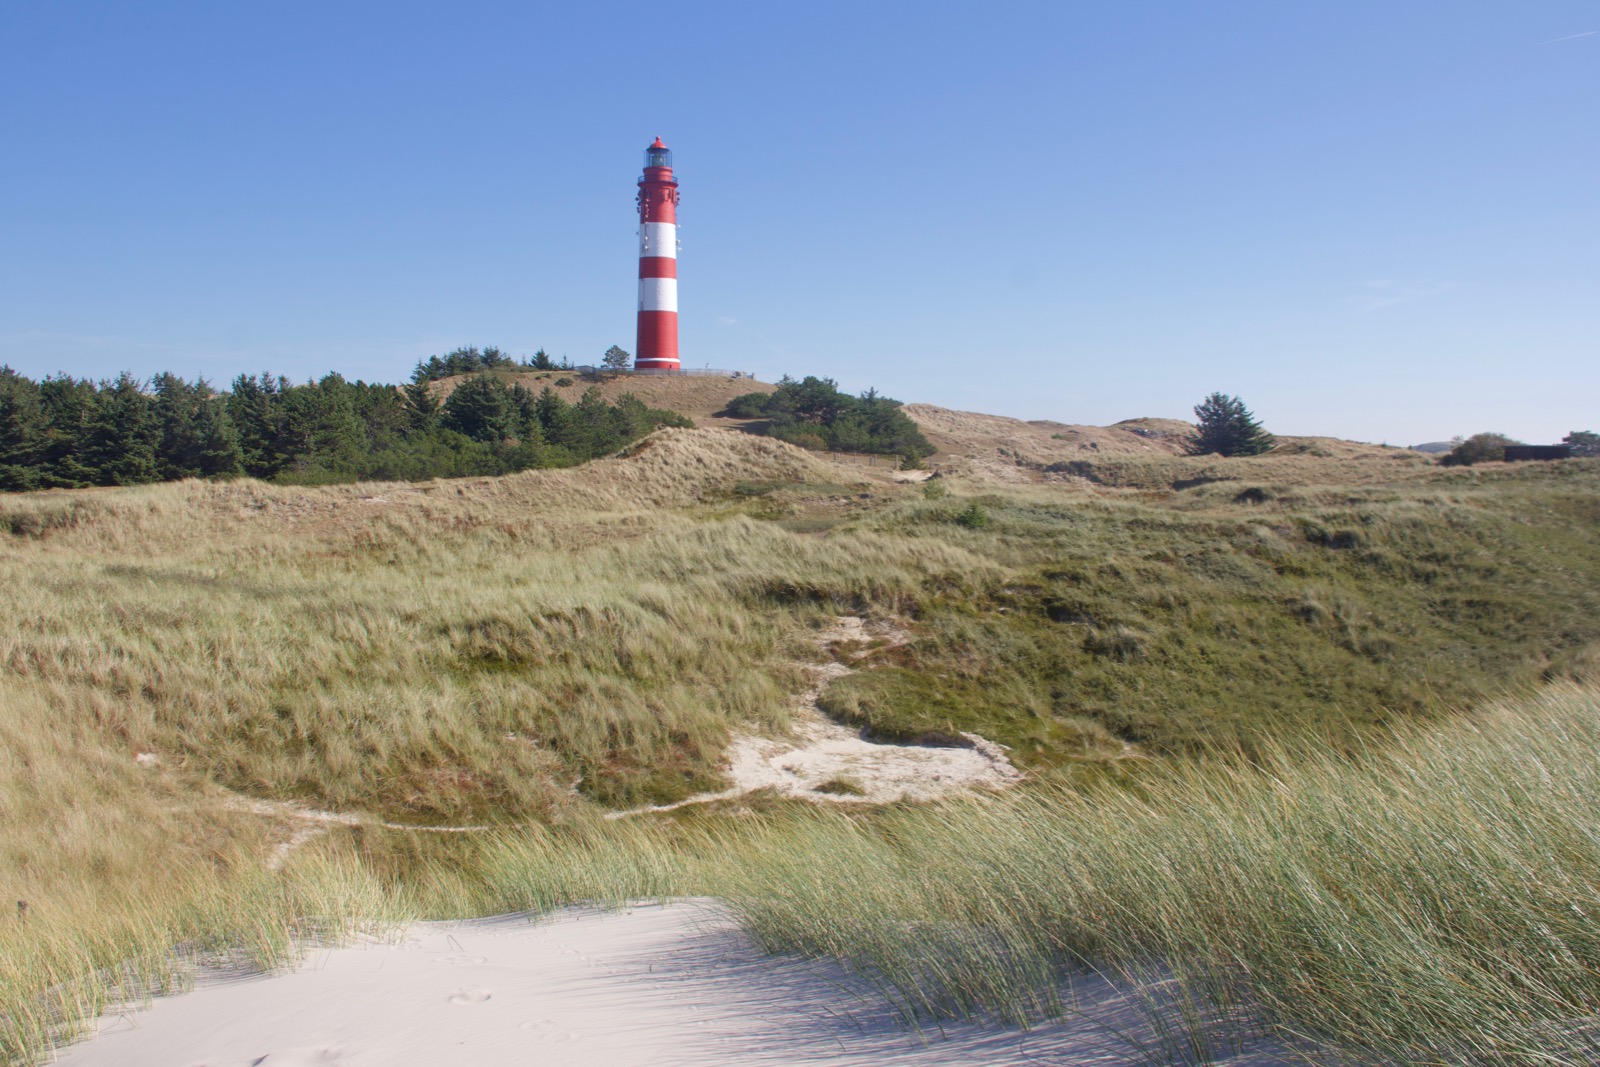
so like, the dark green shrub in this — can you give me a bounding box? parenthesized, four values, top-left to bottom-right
(1441, 433, 1519, 466)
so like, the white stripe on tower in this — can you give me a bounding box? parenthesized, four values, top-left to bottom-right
(639, 222, 677, 260)
(638, 277, 678, 312)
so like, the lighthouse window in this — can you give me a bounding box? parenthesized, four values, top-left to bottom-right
(644, 147, 673, 169)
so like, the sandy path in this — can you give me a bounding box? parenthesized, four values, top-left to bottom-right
(51, 902, 1295, 1067)
(611, 617, 1021, 817)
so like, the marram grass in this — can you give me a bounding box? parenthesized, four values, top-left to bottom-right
(464, 683, 1600, 1065)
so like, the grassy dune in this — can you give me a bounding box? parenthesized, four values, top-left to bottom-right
(2, 430, 1599, 1064)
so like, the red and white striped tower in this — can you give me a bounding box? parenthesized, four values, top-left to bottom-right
(635, 137, 680, 372)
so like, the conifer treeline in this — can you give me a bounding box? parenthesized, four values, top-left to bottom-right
(0, 365, 690, 491)
(411, 345, 566, 382)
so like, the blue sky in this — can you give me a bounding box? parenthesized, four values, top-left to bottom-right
(1, 2, 1594, 445)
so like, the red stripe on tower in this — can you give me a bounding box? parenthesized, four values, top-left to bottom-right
(635, 137, 680, 371)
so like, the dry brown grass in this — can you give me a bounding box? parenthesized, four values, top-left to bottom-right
(903, 403, 1192, 459)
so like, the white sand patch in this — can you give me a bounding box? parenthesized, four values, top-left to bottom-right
(612, 617, 1021, 817)
(50, 902, 1298, 1067)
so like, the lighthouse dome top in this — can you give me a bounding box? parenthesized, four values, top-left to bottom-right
(643, 137, 672, 170)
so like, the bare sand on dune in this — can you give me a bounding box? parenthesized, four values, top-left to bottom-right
(52, 901, 1297, 1067)
(610, 617, 1023, 818)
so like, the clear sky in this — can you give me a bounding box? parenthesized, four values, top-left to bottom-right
(1, 2, 1594, 445)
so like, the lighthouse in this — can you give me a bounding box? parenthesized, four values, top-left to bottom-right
(635, 137, 680, 372)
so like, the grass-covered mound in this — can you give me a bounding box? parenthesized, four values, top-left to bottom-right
(819, 463, 1600, 761)
(2, 431, 1599, 1065)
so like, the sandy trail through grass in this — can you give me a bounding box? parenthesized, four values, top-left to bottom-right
(220, 794, 497, 870)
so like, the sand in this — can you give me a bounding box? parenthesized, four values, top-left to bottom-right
(901, 404, 1194, 461)
(52, 901, 1296, 1067)
(611, 617, 1022, 817)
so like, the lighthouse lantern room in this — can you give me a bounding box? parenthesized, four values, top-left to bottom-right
(635, 137, 680, 372)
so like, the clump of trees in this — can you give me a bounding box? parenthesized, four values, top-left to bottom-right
(0, 363, 691, 492)
(721, 376, 935, 463)
(411, 345, 567, 383)
(1187, 393, 1275, 457)
(1, 368, 244, 491)
(1440, 433, 1521, 467)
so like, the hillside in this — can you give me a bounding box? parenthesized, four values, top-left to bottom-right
(903, 404, 1193, 458)
(429, 370, 776, 429)
(5, 405, 1600, 1065)
(433, 375, 1413, 479)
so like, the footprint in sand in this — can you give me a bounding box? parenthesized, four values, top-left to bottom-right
(448, 989, 492, 1005)
(518, 1019, 581, 1044)
(243, 1050, 346, 1066)
(431, 954, 488, 965)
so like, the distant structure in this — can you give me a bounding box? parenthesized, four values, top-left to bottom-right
(635, 137, 680, 372)
(1504, 445, 1572, 462)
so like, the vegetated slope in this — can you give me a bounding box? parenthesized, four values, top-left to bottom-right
(3, 421, 1600, 1066)
(903, 402, 1422, 484)
(3, 429, 1595, 820)
(0, 429, 937, 821)
(817, 457, 1600, 761)
(430, 371, 776, 429)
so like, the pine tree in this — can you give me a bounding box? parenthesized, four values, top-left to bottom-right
(36, 375, 99, 487)
(83, 373, 159, 485)
(1187, 393, 1275, 457)
(403, 378, 440, 432)
(191, 398, 245, 477)
(440, 375, 518, 443)
(0, 367, 44, 490)
(153, 372, 206, 479)
(228, 373, 291, 478)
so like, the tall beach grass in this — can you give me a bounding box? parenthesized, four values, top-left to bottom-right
(451, 682, 1600, 1064)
